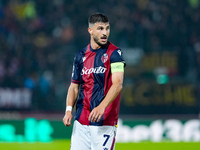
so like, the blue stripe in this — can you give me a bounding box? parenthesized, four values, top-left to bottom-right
(74, 84, 84, 121)
(74, 46, 87, 121)
(89, 48, 107, 126)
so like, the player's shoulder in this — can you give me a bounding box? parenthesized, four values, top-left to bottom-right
(107, 42, 122, 56)
(77, 45, 88, 54)
(75, 45, 88, 57)
(74, 45, 88, 63)
(108, 42, 119, 51)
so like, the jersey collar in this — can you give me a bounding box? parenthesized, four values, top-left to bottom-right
(89, 41, 110, 52)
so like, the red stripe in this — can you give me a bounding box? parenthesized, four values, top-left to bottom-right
(103, 43, 120, 126)
(110, 136, 116, 150)
(78, 44, 95, 125)
(103, 43, 118, 94)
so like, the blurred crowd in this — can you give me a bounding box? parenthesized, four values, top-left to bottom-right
(0, 0, 200, 111)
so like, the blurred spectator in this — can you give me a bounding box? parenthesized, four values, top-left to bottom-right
(0, 0, 200, 111)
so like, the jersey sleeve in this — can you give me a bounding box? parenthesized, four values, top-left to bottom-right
(71, 52, 81, 84)
(110, 49, 126, 66)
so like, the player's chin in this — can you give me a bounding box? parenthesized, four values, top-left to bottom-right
(95, 39, 107, 47)
(99, 40, 108, 45)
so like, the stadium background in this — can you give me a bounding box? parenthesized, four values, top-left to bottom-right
(0, 0, 200, 149)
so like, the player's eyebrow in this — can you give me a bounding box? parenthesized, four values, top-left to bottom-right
(97, 24, 110, 30)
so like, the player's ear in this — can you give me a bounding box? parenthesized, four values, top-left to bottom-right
(88, 27, 93, 35)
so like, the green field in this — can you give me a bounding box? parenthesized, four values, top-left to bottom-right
(0, 140, 200, 150)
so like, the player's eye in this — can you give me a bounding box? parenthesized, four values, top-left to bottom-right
(97, 26, 104, 30)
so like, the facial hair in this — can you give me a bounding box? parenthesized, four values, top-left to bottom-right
(93, 35, 107, 47)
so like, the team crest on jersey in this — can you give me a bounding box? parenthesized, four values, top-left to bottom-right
(101, 53, 108, 63)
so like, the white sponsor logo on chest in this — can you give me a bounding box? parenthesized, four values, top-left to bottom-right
(81, 66, 107, 75)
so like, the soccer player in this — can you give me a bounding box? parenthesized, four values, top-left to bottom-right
(63, 13, 125, 150)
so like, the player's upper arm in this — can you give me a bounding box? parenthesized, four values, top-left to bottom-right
(110, 49, 126, 66)
(111, 62, 124, 84)
(71, 52, 82, 84)
(111, 71, 124, 87)
(111, 62, 124, 73)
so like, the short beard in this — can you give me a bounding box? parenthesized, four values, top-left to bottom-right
(93, 35, 107, 47)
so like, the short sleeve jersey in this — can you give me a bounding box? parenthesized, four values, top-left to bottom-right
(71, 42, 125, 126)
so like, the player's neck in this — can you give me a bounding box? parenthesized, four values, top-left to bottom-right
(90, 39, 101, 50)
(90, 40, 109, 50)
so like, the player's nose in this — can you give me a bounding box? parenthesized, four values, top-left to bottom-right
(102, 29, 108, 35)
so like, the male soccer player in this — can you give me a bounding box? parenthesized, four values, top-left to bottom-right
(63, 13, 125, 150)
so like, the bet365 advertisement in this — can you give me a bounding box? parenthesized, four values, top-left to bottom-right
(0, 118, 199, 143)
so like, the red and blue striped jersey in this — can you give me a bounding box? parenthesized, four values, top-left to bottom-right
(71, 42, 125, 126)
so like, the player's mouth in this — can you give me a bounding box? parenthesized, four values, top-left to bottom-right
(101, 36, 107, 42)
